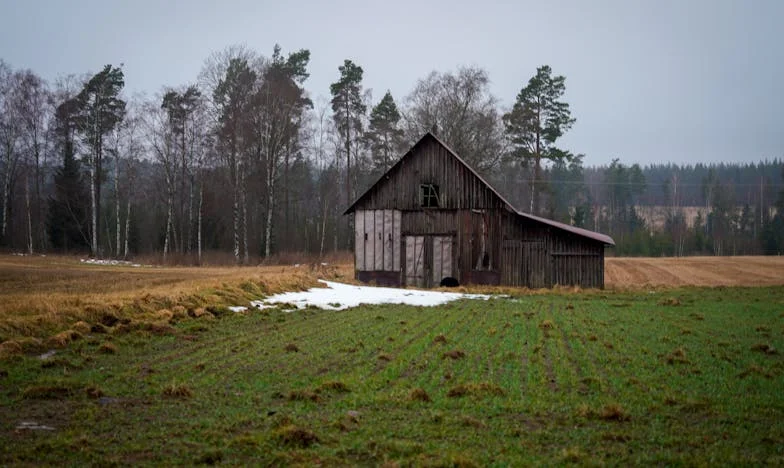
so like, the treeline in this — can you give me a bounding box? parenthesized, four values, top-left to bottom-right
(0, 49, 782, 263)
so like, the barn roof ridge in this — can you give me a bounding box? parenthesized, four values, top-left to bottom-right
(345, 132, 615, 246)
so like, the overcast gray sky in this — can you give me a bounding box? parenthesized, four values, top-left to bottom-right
(1, 0, 782, 166)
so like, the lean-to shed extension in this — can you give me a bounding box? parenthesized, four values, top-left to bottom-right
(344, 132, 615, 289)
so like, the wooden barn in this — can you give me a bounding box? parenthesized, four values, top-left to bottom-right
(344, 132, 615, 289)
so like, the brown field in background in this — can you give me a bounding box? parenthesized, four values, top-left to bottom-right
(605, 256, 784, 288)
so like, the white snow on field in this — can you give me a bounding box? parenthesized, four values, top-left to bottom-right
(249, 280, 492, 311)
(80, 258, 143, 267)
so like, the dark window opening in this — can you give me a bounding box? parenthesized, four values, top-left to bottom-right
(420, 184, 440, 208)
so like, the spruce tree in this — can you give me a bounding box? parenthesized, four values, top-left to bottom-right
(366, 90, 404, 174)
(330, 60, 366, 207)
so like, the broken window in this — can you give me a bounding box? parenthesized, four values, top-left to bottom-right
(420, 184, 440, 208)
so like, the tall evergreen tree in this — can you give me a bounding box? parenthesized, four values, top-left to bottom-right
(329, 60, 366, 210)
(75, 64, 126, 257)
(48, 99, 89, 250)
(503, 65, 575, 215)
(366, 90, 404, 175)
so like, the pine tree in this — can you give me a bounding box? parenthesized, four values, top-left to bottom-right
(503, 65, 575, 215)
(75, 64, 126, 257)
(330, 60, 366, 208)
(366, 90, 404, 175)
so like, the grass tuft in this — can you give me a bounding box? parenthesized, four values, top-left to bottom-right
(738, 364, 773, 379)
(22, 382, 79, 399)
(433, 334, 448, 344)
(598, 403, 631, 422)
(284, 343, 300, 353)
(72, 321, 91, 334)
(408, 388, 431, 402)
(539, 319, 554, 330)
(460, 415, 486, 429)
(658, 297, 681, 306)
(317, 380, 350, 393)
(275, 424, 319, 448)
(666, 347, 689, 364)
(377, 352, 393, 362)
(751, 343, 777, 355)
(99, 342, 117, 354)
(162, 382, 193, 398)
(442, 349, 466, 360)
(288, 389, 321, 402)
(47, 330, 83, 348)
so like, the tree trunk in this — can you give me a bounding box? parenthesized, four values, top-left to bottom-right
(25, 174, 33, 254)
(2, 161, 11, 239)
(241, 167, 249, 264)
(124, 196, 131, 260)
(163, 168, 174, 262)
(319, 198, 328, 259)
(264, 180, 274, 258)
(90, 161, 98, 257)
(197, 183, 203, 266)
(115, 155, 121, 257)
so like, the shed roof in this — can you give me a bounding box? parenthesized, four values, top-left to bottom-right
(345, 132, 614, 246)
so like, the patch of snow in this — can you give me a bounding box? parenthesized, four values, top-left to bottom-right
(80, 258, 144, 267)
(228, 306, 248, 313)
(38, 350, 56, 360)
(249, 280, 492, 311)
(16, 421, 55, 431)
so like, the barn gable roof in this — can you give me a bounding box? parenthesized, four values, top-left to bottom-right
(345, 132, 614, 246)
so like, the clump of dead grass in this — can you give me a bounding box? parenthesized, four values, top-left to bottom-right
(446, 382, 505, 398)
(408, 388, 431, 402)
(71, 321, 91, 335)
(98, 342, 117, 354)
(22, 381, 80, 399)
(377, 352, 393, 362)
(738, 364, 774, 379)
(658, 297, 681, 306)
(750, 343, 778, 355)
(284, 343, 300, 353)
(317, 380, 350, 393)
(539, 319, 554, 330)
(47, 330, 83, 348)
(666, 347, 689, 365)
(275, 424, 319, 448)
(442, 349, 466, 360)
(288, 389, 321, 402)
(576, 403, 631, 422)
(162, 382, 193, 398)
(433, 334, 447, 344)
(460, 415, 486, 428)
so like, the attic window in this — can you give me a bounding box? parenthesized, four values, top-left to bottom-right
(420, 184, 440, 208)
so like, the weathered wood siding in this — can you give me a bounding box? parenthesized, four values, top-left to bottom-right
(354, 209, 401, 272)
(352, 137, 506, 212)
(501, 214, 605, 288)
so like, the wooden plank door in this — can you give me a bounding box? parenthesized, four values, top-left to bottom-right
(404, 236, 425, 287)
(432, 236, 454, 286)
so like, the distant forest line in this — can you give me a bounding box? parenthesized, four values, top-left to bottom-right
(1, 48, 782, 262)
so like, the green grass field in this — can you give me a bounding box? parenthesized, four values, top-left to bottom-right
(1, 286, 783, 466)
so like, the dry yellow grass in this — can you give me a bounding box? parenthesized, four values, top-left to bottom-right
(0, 254, 351, 340)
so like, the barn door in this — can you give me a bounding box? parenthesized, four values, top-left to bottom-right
(404, 236, 425, 287)
(432, 235, 454, 286)
(405, 235, 454, 288)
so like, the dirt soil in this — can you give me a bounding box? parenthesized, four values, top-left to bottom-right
(605, 256, 784, 288)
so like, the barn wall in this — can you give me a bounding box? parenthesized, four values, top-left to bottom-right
(351, 137, 507, 212)
(501, 214, 605, 288)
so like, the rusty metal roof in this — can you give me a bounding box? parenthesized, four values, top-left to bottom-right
(345, 132, 615, 246)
